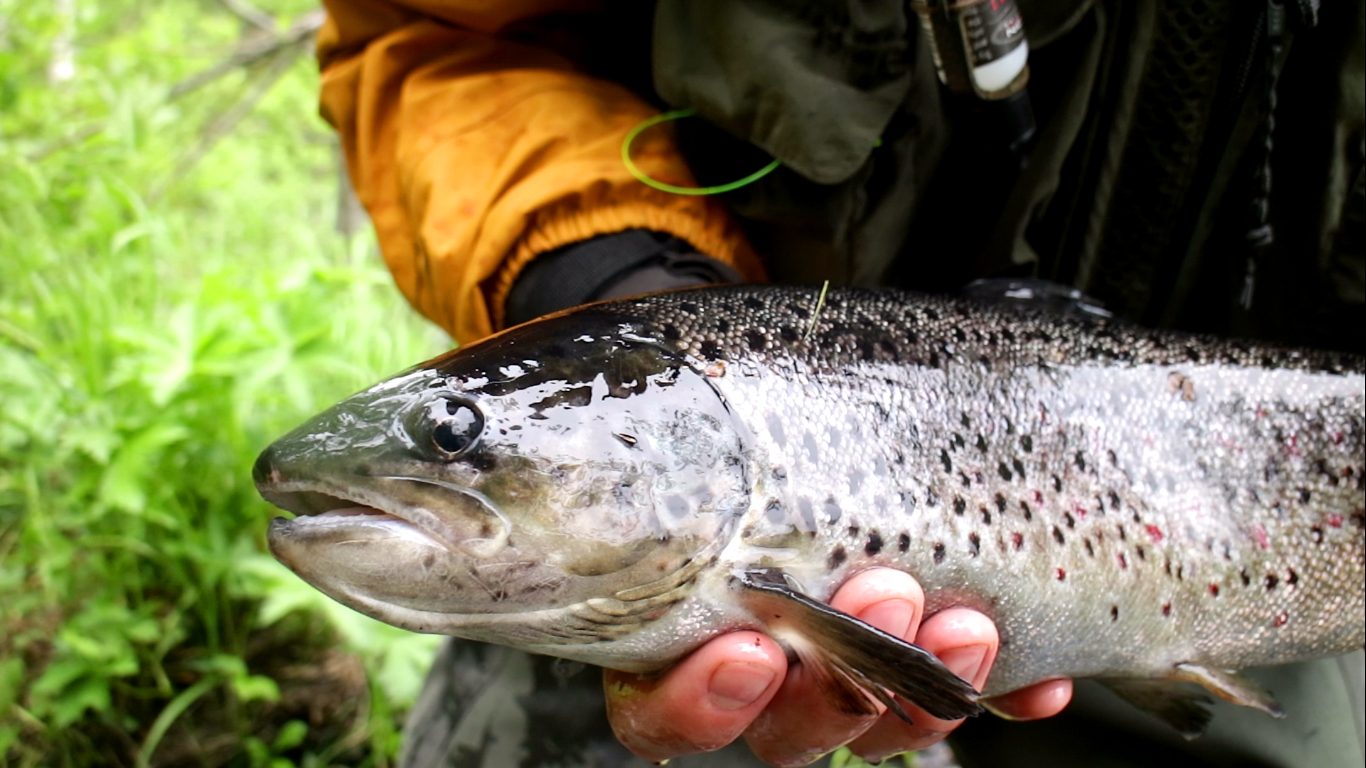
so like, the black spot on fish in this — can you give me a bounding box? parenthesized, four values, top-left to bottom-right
(925, 489, 939, 506)
(929, 351, 940, 367)
(1109, 491, 1121, 510)
(1110, 605, 1119, 622)
(1117, 525, 1127, 542)
(1297, 488, 1311, 504)
(976, 434, 988, 452)
(745, 330, 766, 351)
(1265, 574, 1279, 590)
(1240, 568, 1251, 587)
(1020, 501, 1033, 521)
(1075, 452, 1087, 472)
(941, 450, 953, 472)
(466, 452, 498, 472)
(662, 324, 681, 341)
(924, 307, 940, 321)
(933, 542, 946, 563)
(980, 507, 992, 525)
(1063, 512, 1075, 529)
(1287, 568, 1298, 586)
(1020, 435, 1033, 452)
(422, 553, 436, 569)
(1085, 539, 1095, 557)
(961, 413, 972, 429)
(899, 533, 911, 552)
(789, 304, 810, 320)
(952, 433, 966, 450)
(865, 532, 884, 556)
(780, 326, 799, 342)
(998, 462, 1013, 481)
(1136, 545, 1146, 560)
(968, 532, 981, 556)
(1311, 526, 1324, 543)
(715, 319, 731, 334)
(847, 525, 860, 538)
(1052, 526, 1065, 545)
(1107, 449, 1118, 467)
(828, 546, 847, 569)
(1012, 459, 1026, 480)
(954, 497, 966, 515)
(1052, 475, 1063, 492)
(906, 329, 919, 344)
(699, 341, 723, 360)
(744, 297, 765, 310)
(995, 493, 1007, 513)
(960, 472, 972, 487)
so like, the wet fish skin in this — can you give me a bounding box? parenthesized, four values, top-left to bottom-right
(257, 285, 1364, 726)
(600, 287, 1364, 695)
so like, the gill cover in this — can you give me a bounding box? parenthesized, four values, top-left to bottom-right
(257, 311, 751, 659)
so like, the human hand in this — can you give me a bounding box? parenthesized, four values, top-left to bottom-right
(603, 568, 1073, 766)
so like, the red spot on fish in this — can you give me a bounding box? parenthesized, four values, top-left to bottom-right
(1117, 553, 1128, 569)
(1251, 524, 1269, 550)
(1327, 514, 1344, 528)
(1145, 525, 1164, 543)
(1074, 504, 1088, 518)
(1208, 584, 1220, 597)
(1287, 435, 1301, 457)
(1272, 611, 1289, 628)
(1011, 532, 1023, 550)
(1034, 490, 1044, 504)
(1333, 432, 1343, 445)
(1162, 603, 1172, 617)
(1055, 568, 1066, 581)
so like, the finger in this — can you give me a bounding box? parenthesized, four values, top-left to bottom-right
(848, 607, 999, 762)
(743, 569, 925, 767)
(982, 677, 1073, 720)
(604, 631, 786, 762)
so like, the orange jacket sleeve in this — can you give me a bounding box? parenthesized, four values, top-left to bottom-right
(317, 0, 764, 344)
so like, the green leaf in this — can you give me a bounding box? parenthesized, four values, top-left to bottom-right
(273, 719, 307, 751)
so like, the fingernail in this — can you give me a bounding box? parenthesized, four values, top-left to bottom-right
(708, 662, 776, 711)
(859, 599, 914, 638)
(938, 644, 989, 687)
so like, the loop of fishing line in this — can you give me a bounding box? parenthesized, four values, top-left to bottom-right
(621, 109, 781, 196)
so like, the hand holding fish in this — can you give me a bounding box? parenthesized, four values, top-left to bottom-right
(603, 567, 1073, 765)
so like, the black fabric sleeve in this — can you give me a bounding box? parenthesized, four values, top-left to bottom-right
(504, 229, 741, 326)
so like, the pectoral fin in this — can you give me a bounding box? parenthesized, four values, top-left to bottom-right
(737, 568, 982, 723)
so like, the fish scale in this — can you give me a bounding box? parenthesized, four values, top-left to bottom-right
(258, 284, 1365, 733)
(601, 287, 1365, 692)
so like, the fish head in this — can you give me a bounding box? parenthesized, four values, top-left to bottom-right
(255, 310, 751, 654)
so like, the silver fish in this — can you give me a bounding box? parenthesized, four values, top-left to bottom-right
(254, 286, 1365, 734)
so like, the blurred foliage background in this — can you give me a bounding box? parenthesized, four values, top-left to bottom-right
(0, 1, 450, 764)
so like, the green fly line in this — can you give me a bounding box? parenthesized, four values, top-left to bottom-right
(621, 109, 781, 195)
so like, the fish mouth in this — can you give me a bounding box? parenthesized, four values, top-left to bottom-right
(259, 480, 441, 545)
(258, 474, 510, 560)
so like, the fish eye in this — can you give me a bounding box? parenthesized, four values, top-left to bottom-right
(430, 398, 483, 458)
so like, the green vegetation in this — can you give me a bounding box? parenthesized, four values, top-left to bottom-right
(0, 1, 447, 764)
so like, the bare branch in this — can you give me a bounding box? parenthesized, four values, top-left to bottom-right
(217, 0, 277, 33)
(167, 10, 323, 101)
(151, 45, 302, 202)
